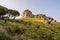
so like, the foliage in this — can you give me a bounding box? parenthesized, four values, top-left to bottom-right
(0, 5, 60, 40)
(0, 18, 60, 40)
(0, 5, 8, 17)
(0, 5, 20, 20)
(8, 9, 20, 19)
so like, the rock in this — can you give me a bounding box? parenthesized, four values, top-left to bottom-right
(22, 9, 34, 18)
(35, 14, 47, 20)
(21, 9, 57, 23)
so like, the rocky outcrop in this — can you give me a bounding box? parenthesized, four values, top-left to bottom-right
(22, 9, 34, 18)
(35, 14, 47, 20)
(21, 9, 57, 22)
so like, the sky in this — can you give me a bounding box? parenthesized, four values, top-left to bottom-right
(0, 0, 60, 22)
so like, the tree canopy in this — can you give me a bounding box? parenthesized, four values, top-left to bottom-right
(0, 5, 20, 19)
(0, 5, 8, 17)
(8, 9, 20, 19)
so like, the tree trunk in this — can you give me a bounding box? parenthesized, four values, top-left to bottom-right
(0, 16, 1, 19)
(14, 16, 16, 19)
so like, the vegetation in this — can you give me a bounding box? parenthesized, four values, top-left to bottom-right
(0, 6, 8, 19)
(0, 5, 60, 40)
(0, 5, 20, 19)
(0, 19, 60, 40)
(8, 9, 20, 19)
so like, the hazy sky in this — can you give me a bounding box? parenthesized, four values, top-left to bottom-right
(0, 0, 60, 21)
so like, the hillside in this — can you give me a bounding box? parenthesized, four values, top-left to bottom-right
(20, 18, 45, 23)
(0, 6, 60, 40)
(0, 19, 60, 40)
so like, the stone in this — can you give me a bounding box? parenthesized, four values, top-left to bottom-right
(21, 9, 57, 23)
(22, 9, 34, 18)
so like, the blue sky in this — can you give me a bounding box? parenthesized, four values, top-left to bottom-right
(0, 0, 60, 22)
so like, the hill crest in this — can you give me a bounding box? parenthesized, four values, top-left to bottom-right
(21, 9, 56, 23)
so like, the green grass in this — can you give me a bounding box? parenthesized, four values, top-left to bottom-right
(20, 18, 45, 23)
(0, 19, 60, 40)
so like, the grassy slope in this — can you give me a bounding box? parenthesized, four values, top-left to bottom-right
(20, 18, 45, 23)
(0, 18, 60, 40)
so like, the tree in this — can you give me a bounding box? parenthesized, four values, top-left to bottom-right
(8, 9, 20, 19)
(11, 10, 20, 19)
(7, 9, 13, 18)
(0, 6, 8, 19)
